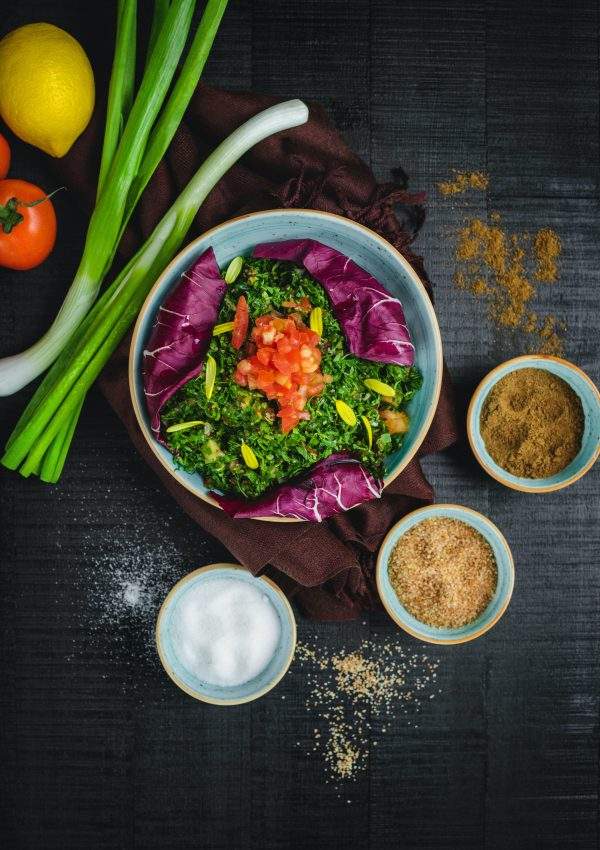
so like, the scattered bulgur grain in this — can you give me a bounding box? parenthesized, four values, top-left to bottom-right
(388, 518, 497, 629)
(294, 638, 440, 784)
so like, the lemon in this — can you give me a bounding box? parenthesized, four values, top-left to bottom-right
(0, 23, 95, 158)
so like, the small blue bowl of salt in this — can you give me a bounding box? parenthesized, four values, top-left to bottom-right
(156, 564, 296, 705)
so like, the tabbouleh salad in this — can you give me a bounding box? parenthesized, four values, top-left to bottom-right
(161, 258, 422, 499)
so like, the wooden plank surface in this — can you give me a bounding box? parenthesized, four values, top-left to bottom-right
(1, 1, 599, 848)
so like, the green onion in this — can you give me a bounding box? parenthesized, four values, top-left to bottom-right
(97, 0, 137, 198)
(39, 399, 83, 484)
(0, 0, 227, 396)
(123, 0, 228, 227)
(147, 0, 170, 62)
(224, 256, 243, 284)
(1, 100, 309, 478)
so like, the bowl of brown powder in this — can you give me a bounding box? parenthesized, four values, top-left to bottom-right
(468, 355, 600, 493)
(376, 504, 514, 644)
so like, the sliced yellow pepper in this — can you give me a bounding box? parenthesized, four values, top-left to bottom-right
(241, 442, 259, 469)
(361, 415, 373, 449)
(212, 321, 235, 336)
(309, 306, 323, 336)
(224, 256, 244, 284)
(335, 399, 357, 427)
(166, 420, 205, 434)
(204, 354, 216, 400)
(364, 378, 396, 398)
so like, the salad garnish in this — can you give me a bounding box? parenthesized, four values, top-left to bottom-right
(153, 252, 422, 505)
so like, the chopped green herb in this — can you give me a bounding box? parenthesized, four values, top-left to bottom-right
(162, 259, 422, 499)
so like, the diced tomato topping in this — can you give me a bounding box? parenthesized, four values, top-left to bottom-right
(278, 407, 301, 434)
(282, 296, 311, 312)
(235, 309, 326, 432)
(256, 347, 272, 366)
(231, 295, 249, 350)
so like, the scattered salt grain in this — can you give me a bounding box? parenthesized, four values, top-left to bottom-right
(123, 582, 142, 607)
(172, 578, 281, 687)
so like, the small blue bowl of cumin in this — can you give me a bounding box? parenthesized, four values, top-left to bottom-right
(376, 504, 514, 645)
(467, 354, 600, 493)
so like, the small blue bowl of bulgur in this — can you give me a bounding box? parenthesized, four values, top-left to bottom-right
(376, 504, 514, 645)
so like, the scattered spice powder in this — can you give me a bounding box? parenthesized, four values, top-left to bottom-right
(480, 367, 584, 478)
(453, 213, 564, 355)
(294, 639, 440, 783)
(437, 170, 489, 196)
(388, 518, 497, 629)
(534, 227, 562, 282)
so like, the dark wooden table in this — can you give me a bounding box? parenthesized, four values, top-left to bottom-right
(1, 1, 599, 848)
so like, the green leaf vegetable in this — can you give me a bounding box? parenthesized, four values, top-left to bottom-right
(0, 0, 309, 481)
(161, 259, 422, 499)
(97, 0, 137, 198)
(2, 101, 309, 481)
(0, 0, 228, 396)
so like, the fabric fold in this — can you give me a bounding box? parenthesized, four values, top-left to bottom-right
(58, 81, 459, 620)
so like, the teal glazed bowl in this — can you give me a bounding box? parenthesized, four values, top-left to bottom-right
(129, 209, 443, 521)
(376, 504, 514, 645)
(467, 355, 600, 493)
(156, 564, 296, 705)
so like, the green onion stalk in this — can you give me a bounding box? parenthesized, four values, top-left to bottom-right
(0, 0, 228, 396)
(96, 0, 137, 198)
(2, 99, 309, 482)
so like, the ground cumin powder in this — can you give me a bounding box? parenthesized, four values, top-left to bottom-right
(480, 368, 584, 478)
(388, 518, 497, 629)
(437, 170, 489, 196)
(534, 228, 561, 282)
(451, 208, 563, 355)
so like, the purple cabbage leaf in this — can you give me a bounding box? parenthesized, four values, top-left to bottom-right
(142, 247, 226, 443)
(211, 453, 382, 521)
(253, 238, 414, 365)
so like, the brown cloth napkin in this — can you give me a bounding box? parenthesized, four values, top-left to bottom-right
(59, 83, 458, 620)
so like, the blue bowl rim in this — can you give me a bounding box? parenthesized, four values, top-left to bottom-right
(155, 563, 297, 705)
(467, 354, 600, 493)
(128, 208, 443, 522)
(375, 503, 515, 645)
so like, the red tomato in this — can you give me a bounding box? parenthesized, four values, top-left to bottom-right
(0, 134, 10, 179)
(234, 309, 326, 432)
(256, 347, 272, 366)
(0, 179, 57, 270)
(231, 295, 249, 349)
(282, 296, 311, 312)
(278, 407, 300, 434)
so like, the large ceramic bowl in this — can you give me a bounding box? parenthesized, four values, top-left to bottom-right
(467, 355, 600, 493)
(130, 209, 443, 521)
(376, 504, 515, 645)
(156, 564, 296, 705)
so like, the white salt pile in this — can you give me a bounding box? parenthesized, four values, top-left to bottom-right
(172, 578, 281, 687)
